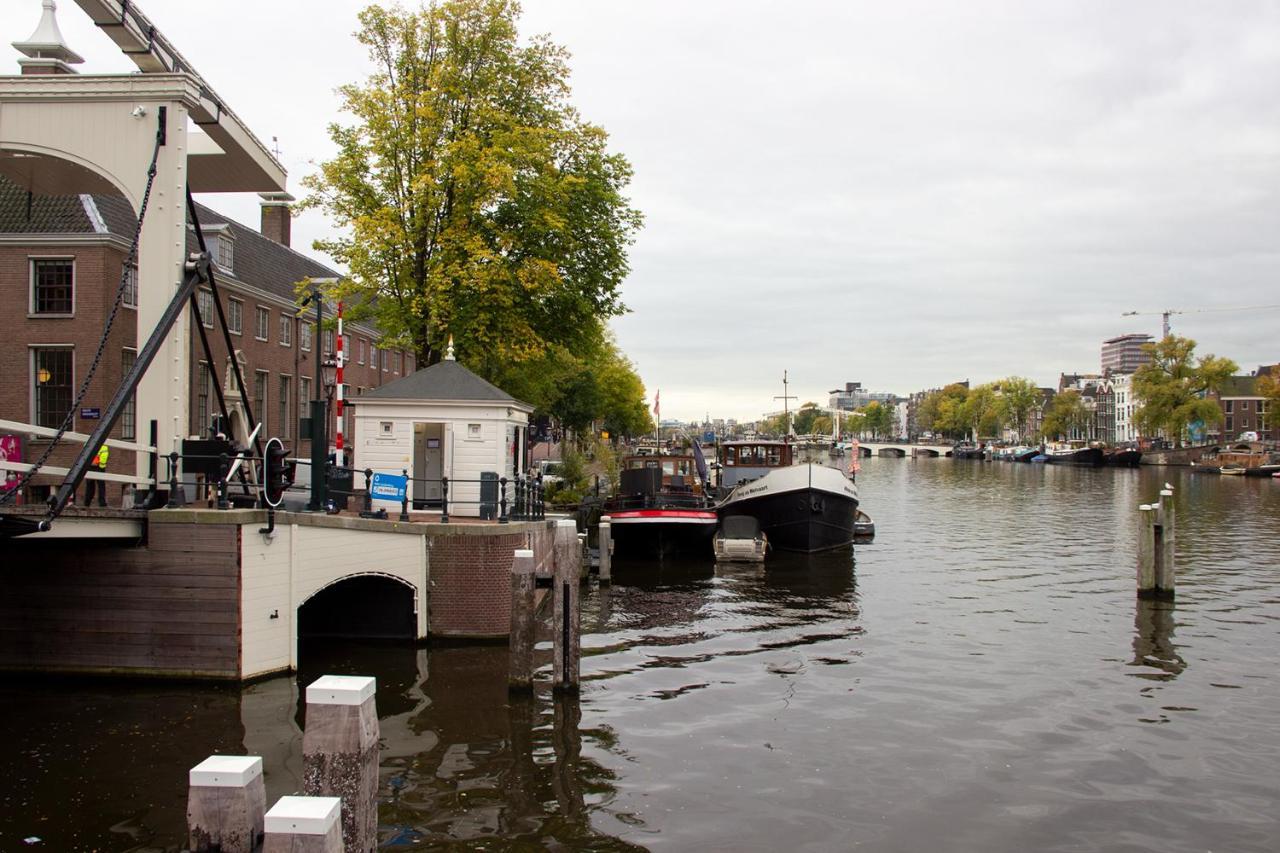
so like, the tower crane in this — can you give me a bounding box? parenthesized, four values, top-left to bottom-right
(1121, 304, 1280, 338)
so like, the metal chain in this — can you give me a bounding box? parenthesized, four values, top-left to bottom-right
(0, 122, 165, 507)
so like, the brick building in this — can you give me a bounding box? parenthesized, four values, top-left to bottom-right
(0, 176, 414, 502)
(1208, 366, 1275, 443)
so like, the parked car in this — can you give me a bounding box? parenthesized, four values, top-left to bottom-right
(535, 460, 564, 486)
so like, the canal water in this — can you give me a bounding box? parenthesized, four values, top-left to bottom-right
(3, 458, 1279, 851)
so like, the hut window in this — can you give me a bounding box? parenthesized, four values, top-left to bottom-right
(380, 421, 394, 436)
(467, 423, 482, 440)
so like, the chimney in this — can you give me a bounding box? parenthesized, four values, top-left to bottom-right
(259, 191, 295, 247)
(13, 1, 83, 75)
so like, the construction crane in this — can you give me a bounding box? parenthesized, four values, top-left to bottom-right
(1121, 304, 1280, 338)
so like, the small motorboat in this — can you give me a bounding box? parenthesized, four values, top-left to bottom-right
(1219, 465, 1246, 475)
(853, 509, 875, 541)
(713, 515, 769, 563)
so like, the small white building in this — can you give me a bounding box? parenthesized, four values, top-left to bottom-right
(352, 351, 533, 516)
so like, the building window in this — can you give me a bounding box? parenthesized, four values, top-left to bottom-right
(358, 339, 366, 365)
(228, 298, 243, 335)
(1225, 400, 1233, 413)
(279, 314, 292, 347)
(467, 423, 482, 440)
(31, 259, 74, 315)
(1226, 417, 1233, 434)
(278, 375, 291, 439)
(122, 264, 138, 308)
(32, 347, 73, 429)
(255, 306, 270, 341)
(1242, 401, 1250, 411)
(197, 289, 214, 327)
(381, 348, 388, 371)
(380, 421, 393, 436)
(301, 322, 312, 352)
(121, 349, 137, 440)
(215, 233, 234, 272)
(197, 362, 211, 434)
(300, 376, 312, 407)
(393, 352, 400, 374)
(324, 329, 335, 354)
(253, 370, 269, 435)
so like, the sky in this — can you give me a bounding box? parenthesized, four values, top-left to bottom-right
(14, 0, 1280, 421)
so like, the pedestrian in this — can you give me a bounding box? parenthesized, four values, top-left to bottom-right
(84, 443, 109, 507)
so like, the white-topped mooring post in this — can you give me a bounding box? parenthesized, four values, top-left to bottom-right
(1137, 504, 1157, 596)
(187, 755, 265, 852)
(509, 548, 537, 691)
(263, 795, 343, 853)
(598, 515, 612, 585)
(303, 675, 379, 853)
(553, 518, 581, 692)
(1156, 488, 1176, 596)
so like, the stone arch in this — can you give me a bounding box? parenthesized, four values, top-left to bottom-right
(297, 571, 419, 641)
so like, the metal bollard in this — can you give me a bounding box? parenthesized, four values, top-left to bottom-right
(441, 476, 450, 523)
(216, 453, 230, 510)
(302, 676, 379, 853)
(262, 796, 342, 852)
(363, 468, 373, 514)
(499, 476, 509, 523)
(187, 755, 265, 853)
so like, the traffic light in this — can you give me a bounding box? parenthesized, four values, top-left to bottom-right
(262, 437, 294, 508)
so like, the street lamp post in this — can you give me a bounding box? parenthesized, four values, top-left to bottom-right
(304, 277, 339, 511)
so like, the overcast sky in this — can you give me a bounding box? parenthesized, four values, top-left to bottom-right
(21, 0, 1280, 421)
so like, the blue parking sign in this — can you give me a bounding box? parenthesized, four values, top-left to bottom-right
(370, 472, 407, 501)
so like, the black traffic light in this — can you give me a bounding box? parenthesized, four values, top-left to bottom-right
(262, 437, 294, 508)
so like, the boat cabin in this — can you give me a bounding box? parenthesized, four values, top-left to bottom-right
(719, 440, 793, 489)
(621, 454, 703, 495)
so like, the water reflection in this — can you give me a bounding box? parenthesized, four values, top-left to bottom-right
(1129, 599, 1186, 682)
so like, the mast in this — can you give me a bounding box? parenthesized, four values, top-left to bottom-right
(774, 370, 797, 439)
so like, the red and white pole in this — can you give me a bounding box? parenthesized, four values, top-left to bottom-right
(335, 302, 345, 468)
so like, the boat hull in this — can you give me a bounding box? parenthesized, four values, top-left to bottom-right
(1045, 447, 1105, 466)
(606, 509, 718, 559)
(1105, 449, 1143, 467)
(717, 464, 859, 553)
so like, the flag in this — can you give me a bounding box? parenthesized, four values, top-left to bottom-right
(653, 390, 660, 423)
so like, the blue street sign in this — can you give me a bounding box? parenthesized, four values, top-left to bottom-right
(80, 407, 101, 420)
(370, 472, 408, 501)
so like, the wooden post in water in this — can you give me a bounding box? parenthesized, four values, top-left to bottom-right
(1137, 504, 1157, 597)
(509, 548, 537, 691)
(553, 518, 581, 692)
(1155, 488, 1176, 598)
(263, 796, 343, 853)
(302, 676, 379, 853)
(187, 755, 265, 853)
(598, 515, 612, 585)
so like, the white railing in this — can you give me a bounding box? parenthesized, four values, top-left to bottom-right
(0, 419, 157, 455)
(0, 460, 156, 487)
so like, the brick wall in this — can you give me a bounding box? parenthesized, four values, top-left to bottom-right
(0, 242, 138, 502)
(427, 521, 558, 638)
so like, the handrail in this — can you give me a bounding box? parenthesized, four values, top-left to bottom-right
(0, 418, 157, 455)
(0, 460, 155, 486)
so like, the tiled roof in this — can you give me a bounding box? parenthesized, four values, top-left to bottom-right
(1217, 376, 1258, 398)
(359, 359, 529, 408)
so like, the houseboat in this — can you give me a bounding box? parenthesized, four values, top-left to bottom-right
(602, 453, 717, 558)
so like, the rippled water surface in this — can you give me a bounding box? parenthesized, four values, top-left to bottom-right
(3, 459, 1279, 851)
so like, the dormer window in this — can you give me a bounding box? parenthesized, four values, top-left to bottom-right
(202, 223, 236, 274)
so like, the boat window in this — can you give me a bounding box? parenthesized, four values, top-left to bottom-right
(645, 460, 660, 469)
(662, 461, 675, 475)
(766, 446, 782, 465)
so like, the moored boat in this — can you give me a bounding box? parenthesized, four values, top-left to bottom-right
(715, 440, 859, 553)
(1104, 448, 1143, 467)
(602, 453, 717, 558)
(1043, 444, 1105, 466)
(853, 508, 875, 540)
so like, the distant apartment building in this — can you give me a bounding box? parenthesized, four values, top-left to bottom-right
(829, 381, 897, 412)
(1101, 333, 1153, 376)
(1208, 366, 1275, 443)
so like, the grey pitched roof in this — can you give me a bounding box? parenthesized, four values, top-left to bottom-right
(359, 359, 530, 408)
(1217, 376, 1259, 398)
(0, 175, 135, 235)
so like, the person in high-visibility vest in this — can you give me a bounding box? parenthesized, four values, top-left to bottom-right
(84, 443, 109, 507)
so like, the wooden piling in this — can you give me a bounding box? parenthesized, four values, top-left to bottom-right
(263, 795, 343, 853)
(1156, 488, 1176, 597)
(187, 755, 265, 853)
(598, 515, 612, 585)
(553, 519, 581, 692)
(509, 548, 537, 691)
(1137, 504, 1157, 597)
(302, 675, 379, 853)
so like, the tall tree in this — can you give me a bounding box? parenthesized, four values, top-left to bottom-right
(996, 376, 1038, 441)
(1132, 336, 1237, 446)
(1040, 390, 1089, 441)
(858, 401, 894, 439)
(1257, 372, 1280, 432)
(917, 384, 970, 439)
(302, 1, 643, 368)
(962, 384, 1002, 440)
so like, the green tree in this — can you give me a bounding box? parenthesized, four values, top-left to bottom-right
(1040, 390, 1089, 441)
(858, 401, 894, 439)
(1255, 372, 1280, 434)
(792, 402, 822, 435)
(302, 0, 642, 370)
(1132, 336, 1238, 446)
(917, 384, 970, 439)
(996, 376, 1038, 441)
(962, 384, 1002, 440)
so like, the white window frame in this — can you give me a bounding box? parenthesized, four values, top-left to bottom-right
(28, 256, 76, 318)
(197, 288, 215, 328)
(279, 314, 292, 347)
(301, 322, 312, 352)
(122, 264, 138, 309)
(255, 306, 270, 342)
(30, 344, 75, 430)
(227, 297, 243, 335)
(357, 338, 365, 365)
(278, 373, 292, 440)
(120, 347, 137, 440)
(466, 423, 483, 441)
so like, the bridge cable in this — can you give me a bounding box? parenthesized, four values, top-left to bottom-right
(0, 114, 165, 507)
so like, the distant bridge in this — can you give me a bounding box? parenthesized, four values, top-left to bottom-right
(793, 439, 956, 458)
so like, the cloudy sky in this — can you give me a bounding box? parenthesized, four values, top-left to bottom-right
(25, 0, 1280, 421)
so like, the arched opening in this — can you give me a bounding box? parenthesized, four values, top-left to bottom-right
(297, 574, 416, 641)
